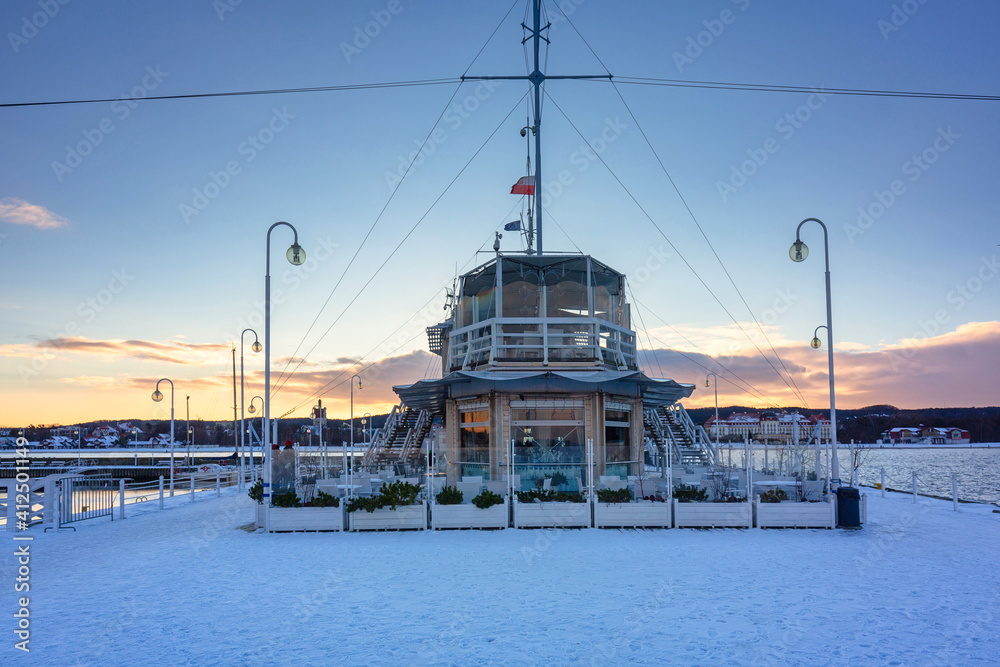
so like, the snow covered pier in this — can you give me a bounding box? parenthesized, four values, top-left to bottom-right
(5, 485, 997, 664)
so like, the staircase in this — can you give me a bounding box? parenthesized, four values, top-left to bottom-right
(643, 403, 716, 467)
(362, 403, 433, 468)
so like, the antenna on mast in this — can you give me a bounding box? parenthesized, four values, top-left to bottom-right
(462, 0, 612, 257)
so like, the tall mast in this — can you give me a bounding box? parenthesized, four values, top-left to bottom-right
(530, 0, 544, 255)
(462, 0, 611, 257)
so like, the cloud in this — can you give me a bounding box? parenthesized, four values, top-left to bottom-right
(0, 198, 69, 229)
(643, 321, 1000, 410)
(34, 337, 231, 365)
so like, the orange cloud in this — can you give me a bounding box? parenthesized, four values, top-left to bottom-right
(645, 321, 1000, 410)
(35, 337, 231, 365)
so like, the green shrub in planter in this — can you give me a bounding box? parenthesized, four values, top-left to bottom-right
(759, 489, 788, 503)
(517, 489, 585, 503)
(248, 480, 263, 505)
(549, 471, 568, 487)
(597, 487, 632, 504)
(272, 489, 300, 508)
(673, 483, 708, 503)
(436, 485, 463, 505)
(346, 480, 423, 513)
(311, 490, 340, 508)
(471, 490, 504, 509)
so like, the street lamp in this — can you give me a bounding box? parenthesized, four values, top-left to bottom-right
(349, 374, 363, 491)
(248, 395, 264, 483)
(187, 426, 193, 469)
(789, 217, 840, 490)
(132, 427, 138, 466)
(263, 222, 306, 532)
(75, 428, 81, 466)
(240, 328, 261, 490)
(705, 372, 721, 464)
(362, 412, 372, 446)
(151, 378, 175, 496)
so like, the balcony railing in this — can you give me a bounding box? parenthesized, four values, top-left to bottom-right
(447, 317, 637, 372)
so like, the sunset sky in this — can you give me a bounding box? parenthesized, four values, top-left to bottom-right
(2, 0, 998, 426)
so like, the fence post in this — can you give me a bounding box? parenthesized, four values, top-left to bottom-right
(216, 469, 221, 498)
(190, 472, 195, 502)
(119, 479, 126, 519)
(911, 472, 917, 503)
(880, 467, 885, 498)
(159, 476, 164, 509)
(952, 473, 958, 511)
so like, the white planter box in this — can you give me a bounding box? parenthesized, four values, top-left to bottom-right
(514, 500, 591, 528)
(266, 506, 344, 532)
(756, 499, 835, 529)
(349, 503, 427, 531)
(431, 498, 508, 530)
(673, 500, 752, 528)
(594, 500, 672, 529)
(255, 503, 264, 528)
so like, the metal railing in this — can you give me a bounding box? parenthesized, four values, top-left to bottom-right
(58, 475, 114, 526)
(447, 316, 638, 371)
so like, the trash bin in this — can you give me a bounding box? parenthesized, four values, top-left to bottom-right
(836, 486, 861, 528)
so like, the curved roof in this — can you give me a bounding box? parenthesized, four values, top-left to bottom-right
(394, 369, 694, 413)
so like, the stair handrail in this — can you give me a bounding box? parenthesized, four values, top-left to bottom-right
(363, 405, 400, 466)
(401, 410, 430, 461)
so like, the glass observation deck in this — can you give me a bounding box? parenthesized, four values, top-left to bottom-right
(432, 255, 637, 372)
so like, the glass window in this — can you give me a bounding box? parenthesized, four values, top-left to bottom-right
(458, 407, 489, 466)
(605, 404, 631, 466)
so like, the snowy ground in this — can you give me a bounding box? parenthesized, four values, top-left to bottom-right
(4, 488, 998, 666)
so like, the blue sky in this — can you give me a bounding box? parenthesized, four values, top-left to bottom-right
(2, 0, 998, 424)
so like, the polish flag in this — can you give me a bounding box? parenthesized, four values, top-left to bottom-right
(510, 176, 535, 195)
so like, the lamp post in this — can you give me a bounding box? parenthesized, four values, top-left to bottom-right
(362, 412, 372, 447)
(151, 378, 175, 496)
(705, 372, 721, 465)
(350, 374, 363, 490)
(240, 328, 261, 489)
(132, 427, 138, 466)
(789, 217, 840, 491)
(263, 222, 306, 532)
(186, 395, 192, 470)
(75, 428, 80, 466)
(248, 396, 264, 483)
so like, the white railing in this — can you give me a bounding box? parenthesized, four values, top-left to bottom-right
(447, 316, 637, 372)
(363, 405, 401, 466)
(401, 410, 430, 462)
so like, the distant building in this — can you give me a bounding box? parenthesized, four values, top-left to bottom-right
(705, 411, 832, 443)
(881, 426, 970, 445)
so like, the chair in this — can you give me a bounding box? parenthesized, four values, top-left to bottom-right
(542, 478, 552, 491)
(456, 481, 482, 503)
(601, 479, 627, 491)
(485, 480, 507, 496)
(802, 480, 824, 500)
